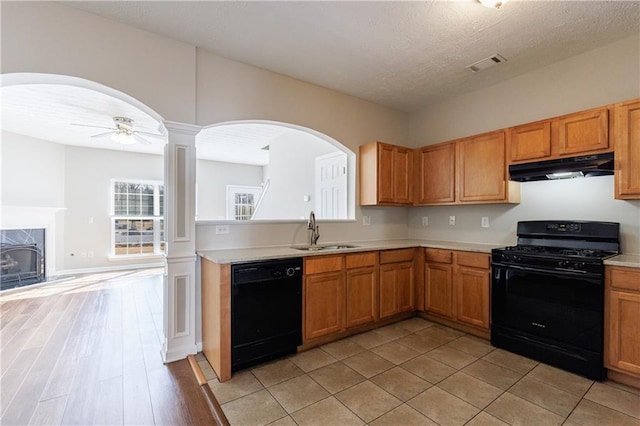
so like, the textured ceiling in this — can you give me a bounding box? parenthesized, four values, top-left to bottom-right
(3, 1, 639, 160)
(63, 0, 640, 112)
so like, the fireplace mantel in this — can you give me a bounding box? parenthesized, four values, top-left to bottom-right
(1, 206, 66, 278)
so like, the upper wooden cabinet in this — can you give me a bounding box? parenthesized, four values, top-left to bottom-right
(509, 106, 612, 164)
(509, 121, 551, 162)
(360, 141, 413, 206)
(416, 130, 519, 206)
(458, 131, 511, 203)
(415, 142, 455, 204)
(614, 99, 640, 199)
(556, 107, 610, 155)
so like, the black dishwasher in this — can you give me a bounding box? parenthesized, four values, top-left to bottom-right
(231, 257, 303, 371)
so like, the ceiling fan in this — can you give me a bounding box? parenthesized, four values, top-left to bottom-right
(71, 116, 163, 145)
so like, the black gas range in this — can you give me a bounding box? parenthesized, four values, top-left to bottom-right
(491, 220, 620, 380)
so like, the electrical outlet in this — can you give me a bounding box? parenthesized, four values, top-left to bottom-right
(88, 251, 94, 258)
(362, 215, 371, 226)
(88, 216, 94, 224)
(215, 225, 230, 234)
(422, 216, 429, 227)
(449, 216, 456, 226)
(481, 217, 490, 228)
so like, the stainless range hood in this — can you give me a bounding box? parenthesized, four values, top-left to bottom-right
(509, 152, 614, 182)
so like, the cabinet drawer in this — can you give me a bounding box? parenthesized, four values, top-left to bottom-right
(345, 252, 377, 269)
(380, 248, 415, 264)
(456, 252, 490, 269)
(607, 267, 640, 292)
(305, 255, 344, 275)
(425, 248, 453, 264)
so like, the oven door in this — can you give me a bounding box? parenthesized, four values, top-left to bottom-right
(491, 262, 604, 353)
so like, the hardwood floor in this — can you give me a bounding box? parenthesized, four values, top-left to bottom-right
(0, 269, 218, 425)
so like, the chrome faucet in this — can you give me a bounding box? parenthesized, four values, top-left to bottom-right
(308, 210, 320, 246)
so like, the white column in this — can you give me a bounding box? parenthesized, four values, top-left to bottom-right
(162, 120, 201, 363)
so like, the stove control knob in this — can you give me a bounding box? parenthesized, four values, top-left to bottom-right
(559, 261, 567, 268)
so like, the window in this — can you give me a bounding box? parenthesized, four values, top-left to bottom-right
(226, 185, 262, 221)
(112, 180, 164, 256)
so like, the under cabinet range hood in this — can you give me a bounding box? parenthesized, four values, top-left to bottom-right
(509, 152, 614, 182)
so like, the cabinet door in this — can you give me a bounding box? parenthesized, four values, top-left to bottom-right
(380, 261, 415, 318)
(396, 261, 415, 314)
(393, 146, 413, 204)
(556, 107, 609, 155)
(304, 272, 345, 340)
(379, 264, 398, 318)
(606, 289, 640, 376)
(416, 143, 455, 204)
(455, 266, 490, 330)
(615, 99, 640, 199)
(457, 131, 507, 203)
(378, 143, 395, 203)
(509, 121, 551, 163)
(346, 267, 378, 328)
(425, 262, 454, 319)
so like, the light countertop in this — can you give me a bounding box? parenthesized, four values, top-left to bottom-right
(197, 239, 504, 264)
(604, 254, 640, 269)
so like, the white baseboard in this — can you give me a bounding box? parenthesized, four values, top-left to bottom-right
(55, 262, 165, 277)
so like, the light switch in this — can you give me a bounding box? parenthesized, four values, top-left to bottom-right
(481, 217, 490, 228)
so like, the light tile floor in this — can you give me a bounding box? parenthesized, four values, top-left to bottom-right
(197, 317, 640, 426)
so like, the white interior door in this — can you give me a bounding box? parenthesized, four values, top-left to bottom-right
(315, 152, 347, 219)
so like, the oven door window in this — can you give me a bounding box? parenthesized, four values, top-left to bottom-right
(492, 266, 603, 352)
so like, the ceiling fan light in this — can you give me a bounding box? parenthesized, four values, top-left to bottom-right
(112, 131, 136, 145)
(478, 0, 506, 9)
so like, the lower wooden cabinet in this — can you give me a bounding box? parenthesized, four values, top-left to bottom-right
(455, 252, 490, 329)
(345, 252, 378, 328)
(424, 248, 490, 332)
(605, 266, 640, 382)
(304, 249, 417, 343)
(425, 261, 453, 318)
(379, 249, 415, 319)
(304, 256, 345, 341)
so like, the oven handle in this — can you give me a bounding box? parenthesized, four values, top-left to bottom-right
(491, 262, 602, 280)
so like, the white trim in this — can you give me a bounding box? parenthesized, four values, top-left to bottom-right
(108, 254, 164, 261)
(53, 262, 165, 277)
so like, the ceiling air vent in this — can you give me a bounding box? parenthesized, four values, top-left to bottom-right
(466, 54, 507, 73)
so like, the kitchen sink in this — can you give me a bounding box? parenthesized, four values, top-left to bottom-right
(290, 244, 359, 251)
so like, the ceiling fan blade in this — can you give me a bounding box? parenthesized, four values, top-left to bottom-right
(91, 131, 114, 139)
(71, 123, 116, 130)
(132, 133, 153, 145)
(135, 130, 165, 139)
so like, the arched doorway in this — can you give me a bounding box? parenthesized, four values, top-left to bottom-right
(0, 73, 191, 363)
(196, 120, 356, 222)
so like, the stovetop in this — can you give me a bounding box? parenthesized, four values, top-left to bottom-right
(498, 244, 618, 260)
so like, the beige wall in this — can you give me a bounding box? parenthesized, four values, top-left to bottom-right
(408, 34, 640, 146)
(407, 34, 640, 255)
(1, 2, 197, 123)
(194, 49, 411, 250)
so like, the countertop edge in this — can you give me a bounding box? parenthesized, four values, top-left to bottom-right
(197, 239, 503, 264)
(604, 254, 640, 269)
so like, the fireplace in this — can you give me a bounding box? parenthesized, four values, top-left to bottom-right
(1, 229, 45, 290)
